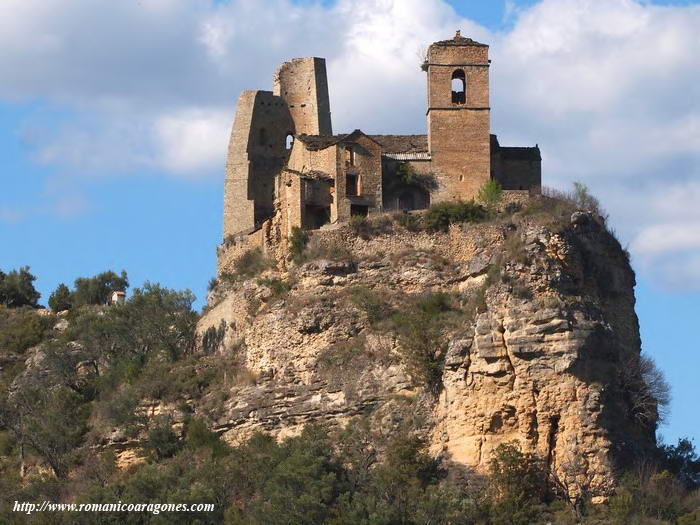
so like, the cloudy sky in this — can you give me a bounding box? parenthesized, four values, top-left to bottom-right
(1, 0, 698, 443)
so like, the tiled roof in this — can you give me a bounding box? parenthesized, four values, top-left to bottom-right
(296, 132, 429, 155)
(295, 134, 345, 151)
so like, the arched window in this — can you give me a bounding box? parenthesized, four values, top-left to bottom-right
(285, 134, 294, 150)
(259, 127, 267, 147)
(451, 69, 466, 104)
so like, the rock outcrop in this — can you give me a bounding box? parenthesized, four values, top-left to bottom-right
(197, 210, 653, 499)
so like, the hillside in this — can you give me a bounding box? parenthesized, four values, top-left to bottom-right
(1, 192, 698, 524)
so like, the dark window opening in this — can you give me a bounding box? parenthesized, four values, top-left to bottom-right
(351, 205, 369, 217)
(346, 173, 360, 196)
(285, 134, 293, 150)
(451, 69, 466, 104)
(398, 191, 415, 210)
(305, 205, 331, 230)
(259, 127, 267, 146)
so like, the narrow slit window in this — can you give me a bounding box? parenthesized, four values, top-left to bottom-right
(259, 127, 267, 146)
(451, 69, 466, 104)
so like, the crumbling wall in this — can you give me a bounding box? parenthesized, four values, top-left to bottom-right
(335, 135, 383, 222)
(273, 57, 332, 136)
(223, 91, 293, 239)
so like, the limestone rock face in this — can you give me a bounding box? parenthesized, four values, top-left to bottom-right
(197, 213, 652, 498)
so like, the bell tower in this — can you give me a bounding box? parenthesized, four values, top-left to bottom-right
(426, 31, 491, 201)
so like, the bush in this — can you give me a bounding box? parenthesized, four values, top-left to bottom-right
(477, 178, 503, 211)
(0, 267, 40, 308)
(257, 277, 292, 298)
(184, 418, 229, 457)
(234, 248, 271, 278)
(48, 283, 72, 311)
(289, 226, 310, 262)
(299, 237, 355, 263)
(391, 293, 453, 393)
(349, 214, 371, 238)
(393, 212, 421, 232)
(72, 270, 129, 306)
(621, 353, 671, 427)
(0, 309, 52, 353)
(424, 200, 487, 232)
(395, 162, 420, 187)
(349, 286, 391, 325)
(489, 443, 548, 524)
(144, 417, 181, 461)
(658, 438, 700, 490)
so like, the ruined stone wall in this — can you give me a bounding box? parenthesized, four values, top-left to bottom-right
(274, 57, 332, 136)
(381, 158, 433, 210)
(427, 42, 490, 203)
(336, 136, 383, 221)
(494, 158, 542, 191)
(287, 140, 337, 177)
(223, 90, 293, 239)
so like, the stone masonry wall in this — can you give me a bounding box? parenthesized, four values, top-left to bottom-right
(273, 57, 332, 136)
(223, 90, 293, 239)
(427, 40, 491, 203)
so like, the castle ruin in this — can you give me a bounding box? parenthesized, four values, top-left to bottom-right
(219, 32, 541, 272)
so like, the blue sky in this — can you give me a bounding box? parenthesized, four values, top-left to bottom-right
(0, 0, 698, 445)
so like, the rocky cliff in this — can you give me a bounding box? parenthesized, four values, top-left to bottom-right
(197, 205, 653, 500)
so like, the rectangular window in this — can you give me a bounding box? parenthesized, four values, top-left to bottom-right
(346, 174, 358, 196)
(345, 147, 355, 167)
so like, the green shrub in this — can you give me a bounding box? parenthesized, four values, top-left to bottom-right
(477, 178, 503, 211)
(0, 266, 40, 308)
(0, 309, 52, 353)
(391, 293, 454, 393)
(299, 237, 355, 263)
(257, 277, 292, 298)
(234, 248, 271, 278)
(394, 212, 421, 232)
(349, 286, 391, 325)
(489, 443, 548, 525)
(71, 270, 128, 306)
(184, 418, 229, 457)
(318, 338, 366, 369)
(144, 417, 181, 461)
(289, 226, 310, 262)
(0, 431, 16, 456)
(349, 214, 371, 238)
(395, 162, 420, 187)
(48, 283, 72, 311)
(424, 200, 487, 232)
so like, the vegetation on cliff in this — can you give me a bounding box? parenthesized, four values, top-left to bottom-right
(1, 186, 699, 524)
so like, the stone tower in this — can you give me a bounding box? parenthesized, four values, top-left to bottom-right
(426, 31, 491, 201)
(222, 57, 333, 239)
(273, 57, 332, 136)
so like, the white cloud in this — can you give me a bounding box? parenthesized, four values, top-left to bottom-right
(633, 223, 700, 256)
(154, 108, 231, 174)
(1, 0, 699, 289)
